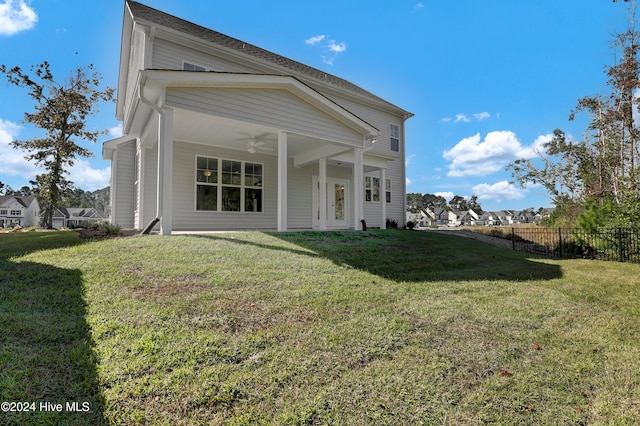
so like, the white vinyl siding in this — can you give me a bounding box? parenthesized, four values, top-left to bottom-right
(141, 145, 158, 230)
(113, 141, 135, 228)
(165, 87, 362, 146)
(121, 21, 410, 231)
(287, 162, 353, 230)
(153, 38, 258, 73)
(172, 141, 277, 231)
(328, 96, 406, 226)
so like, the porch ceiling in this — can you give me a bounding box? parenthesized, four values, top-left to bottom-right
(171, 108, 356, 163)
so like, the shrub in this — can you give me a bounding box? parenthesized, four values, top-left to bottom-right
(386, 218, 398, 229)
(86, 220, 120, 234)
(406, 220, 416, 230)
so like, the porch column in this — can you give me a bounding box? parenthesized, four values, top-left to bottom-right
(380, 168, 386, 229)
(137, 141, 145, 230)
(159, 107, 174, 235)
(353, 147, 364, 230)
(319, 156, 327, 230)
(277, 131, 288, 231)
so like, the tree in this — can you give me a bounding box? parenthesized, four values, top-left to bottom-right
(406, 192, 424, 213)
(0, 62, 114, 228)
(422, 193, 448, 211)
(508, 1, 640, 226)
(448, 195, 467, 211)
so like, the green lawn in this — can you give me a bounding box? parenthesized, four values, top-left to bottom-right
(1, 229, 639, 425)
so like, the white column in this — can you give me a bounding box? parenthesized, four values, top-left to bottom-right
(353, 147, 364, 230)
(277, 131, 288, 231)
(137, 141, 145, 230)
(380, 168, 386, 230)
(159, 107, 174, 235)
(319, 157, 327, 230)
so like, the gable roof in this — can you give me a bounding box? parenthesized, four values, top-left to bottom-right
(125, 1, 412, 117)
(0, 195, 36, 208)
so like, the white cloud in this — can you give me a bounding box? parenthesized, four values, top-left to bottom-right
(109, 124, 123, 138)
(0, 0, 37, 36)
(305, 34, 325, 45)
(414, 2, 424, 10)
(443, 131, 551, 177)
(473, 181, 526, 202)
(405, 154, 416, 166)
(68, 159, 110, 191)
(455, 113, 470, 123)
(328, 41, 346, 53)
(516, 133, 551, 158)
(406, 177, 412, 185)
(434, 191, 454, 201)
(305, 34, 347, 65)
(1, 118, 110, 190)
(0, 118, 40, 178)
(474, 112, 490, 121)
(445, 112, 491, 124)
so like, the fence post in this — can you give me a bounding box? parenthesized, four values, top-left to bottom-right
(558, 228, 563, 258)
(618, 228, 624, 262)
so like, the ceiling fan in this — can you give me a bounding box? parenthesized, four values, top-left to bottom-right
(236, 132, 275, 154)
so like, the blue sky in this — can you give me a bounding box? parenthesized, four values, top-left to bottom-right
(0, 0, 632, 211)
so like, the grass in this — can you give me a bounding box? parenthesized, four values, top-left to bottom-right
(1, 229, 640, 424)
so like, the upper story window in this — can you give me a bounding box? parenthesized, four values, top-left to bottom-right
(10, 210, 21, 216)
(0, 209, 7, 215)
(390, 124, 400, 152)
(183, 62, 207, 72)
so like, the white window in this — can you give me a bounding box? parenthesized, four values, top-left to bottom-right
(10, 210, 21, 216)
(196, 156, 263, 212)
(183, 61, 207, 72)
(365, 176, 380, 202)
(385, 178, 392, 203)
(0, 209, 6, 215)
(390, 124, 400, 152)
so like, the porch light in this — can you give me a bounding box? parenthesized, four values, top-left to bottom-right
(203, 170, 213, 177)
(371, 138, 377, 144)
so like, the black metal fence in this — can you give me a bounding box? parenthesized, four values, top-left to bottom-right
(511, 228, 640, 263)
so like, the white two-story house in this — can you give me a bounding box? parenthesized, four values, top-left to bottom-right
(103, 1, 413, 234)
(0, 196, 40, 228)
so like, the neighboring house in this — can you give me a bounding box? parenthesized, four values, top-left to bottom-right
(478, 211, 499, 226)
(52, 207, 105, 228)
(534, 208, 556, 224)
(457, 209, 480, 226)
(0, 196, 40, 228)
(494, 210, 514, 226)
(103, 1, 413, 234)
(513, 210, 535, 224)
(421, 208, 437, 227)
(433, 207, 458, 226)
(406, 209, 434, 228)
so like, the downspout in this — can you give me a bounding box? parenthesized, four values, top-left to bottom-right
(137, 71, 164, 234)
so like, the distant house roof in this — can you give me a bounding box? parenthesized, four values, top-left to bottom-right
(54, 207, 104, 219)
(0, 195, 37, 208)
(126, 1, 412, 117)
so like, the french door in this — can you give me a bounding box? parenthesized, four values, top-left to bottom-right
(312, 177, 348, 228)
